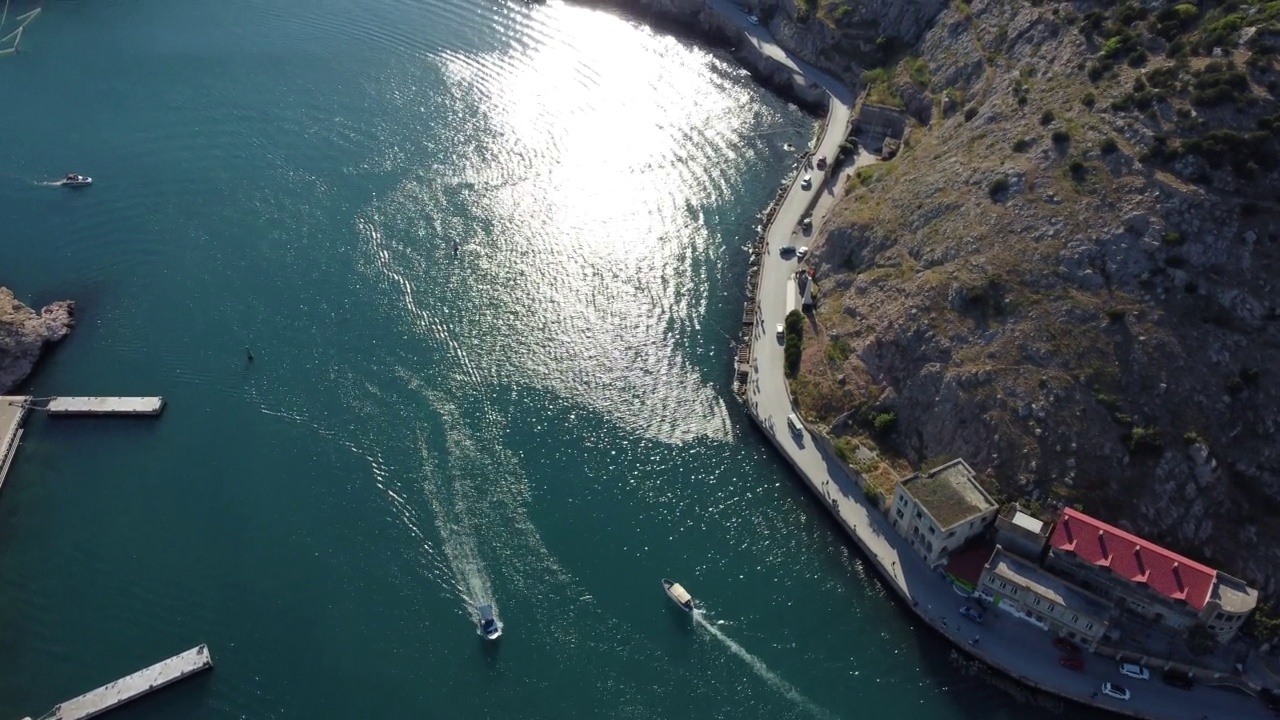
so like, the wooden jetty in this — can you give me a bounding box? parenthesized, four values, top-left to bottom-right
(39, 644, 212, 720)
(44, 397, 165, 416)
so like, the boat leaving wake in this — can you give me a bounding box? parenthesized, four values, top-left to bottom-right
(692, 611, 838, 720)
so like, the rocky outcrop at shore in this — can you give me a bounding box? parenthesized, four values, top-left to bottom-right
(0, 287, 74, 393)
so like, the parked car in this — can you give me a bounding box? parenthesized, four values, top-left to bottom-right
(775, 323, 785, 339)
(800, 216, 812, 231)
(1059, 656, 1085, 672)
(746, 14, 760, 25)
(1100, 682, 1131, 701)
(815, 155, 827, 169)
(1161, 669, 1194, 690)
(796, 246, 809, 259)
(779, 245, 796, 255)
(800, 174, 812, 190)
(1053, 637, 1082, 656)
(959, 605, 984, 623)
(1118, 663, 1150, 681)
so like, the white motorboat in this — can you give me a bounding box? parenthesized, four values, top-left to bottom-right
(661, 578, 695, 613)
(60, 174, 92, 187)
(477, 603, 503, 640)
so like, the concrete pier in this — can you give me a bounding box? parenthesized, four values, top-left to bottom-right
(45, 397, 165, 416)
(42, 644, 212, 720)
(0, 396, 32, 493)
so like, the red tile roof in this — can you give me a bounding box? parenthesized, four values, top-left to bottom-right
(1049, 508, 1216, 611)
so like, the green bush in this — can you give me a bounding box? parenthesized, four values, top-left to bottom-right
(1162, 231, 1184, 245)
(909, 57, 931, 87)
(1145, 65, 1180, 90)
(1128, 425, 1163, 451)
(1197, 13, 1246, 53)
(1082, 91, 1097, 108)
(1040, 109, 1056, 125)
(872, 412, 898, 435)
(785, 309, 805, 334)
(1051, 129, 1071, 144)
(988, 174, 1010, 200)
(1068, 158, 1087, 178)
(964, 104, 979, 121)
(1191, 68, 1250, 106)
(1182, 130, 1280, 176)
(1100, 137, 1119, 154)
(1012, 137, 1033, 152)
(784, 309, 805, 377)
(784, 336, 801, 377)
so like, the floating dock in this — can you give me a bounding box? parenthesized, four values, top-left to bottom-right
(45, 397, 165, 416)
(41, 644, 212, 720)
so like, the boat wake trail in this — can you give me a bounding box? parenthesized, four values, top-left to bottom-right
(413, 425, 498, 622)
(692, 611, 839, 720)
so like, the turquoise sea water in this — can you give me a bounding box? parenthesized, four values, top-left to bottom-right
(1, 1, 1048, 718)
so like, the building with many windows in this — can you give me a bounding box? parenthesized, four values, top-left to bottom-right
(1046, 508, 1258, 642)
(979, 546, 1113, 648)
(890, 459, 997, 566)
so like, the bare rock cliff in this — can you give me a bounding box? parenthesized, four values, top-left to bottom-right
(0, 287, 75, 393)
(794, 0, 1280, 595)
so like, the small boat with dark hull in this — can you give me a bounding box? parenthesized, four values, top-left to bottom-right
(662, 578, 695, 613)
(59, 173, 92, 187)
(477, 603, 503, 640)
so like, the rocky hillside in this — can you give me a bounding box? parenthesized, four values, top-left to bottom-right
(0, 287, 74, 393)
(775, 0, 1280, 596)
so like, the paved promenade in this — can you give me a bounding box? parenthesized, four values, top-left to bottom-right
(719, 7, 1271, 719)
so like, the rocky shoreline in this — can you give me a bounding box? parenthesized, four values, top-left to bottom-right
(0, 287, 75, 393)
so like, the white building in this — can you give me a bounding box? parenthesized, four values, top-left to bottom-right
(890, 458, 997, 566)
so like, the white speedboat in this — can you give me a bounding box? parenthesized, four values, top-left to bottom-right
(60, 174, 92, 187)
(477, 603, 503, 640)
(661, 578, 695, 613)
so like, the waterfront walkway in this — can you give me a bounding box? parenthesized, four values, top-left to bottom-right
(722, 8, 1271, 720)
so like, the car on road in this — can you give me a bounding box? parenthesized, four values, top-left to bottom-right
(800, 173, 812, 190)
(780, 245, 796, 255)
(746, 14, 760, 25)
(776, 323, 785, 339)
(1059, 656, 1085, 672)
(800, 216, 812, 231)
(959, 605, 984, 623)
(1161, 669, 1194, 690)
(815, 155, 827, 169)
(1053, 637, 1082, 656)
(1118, 663, 1150, 680)
(796, 246, 809, 259)
(1100, 682, 1131, 701)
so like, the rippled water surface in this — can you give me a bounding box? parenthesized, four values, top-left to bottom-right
(1, 1, 1030, 718)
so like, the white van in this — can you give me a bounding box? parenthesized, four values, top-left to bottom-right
(786, 413, 802, 435)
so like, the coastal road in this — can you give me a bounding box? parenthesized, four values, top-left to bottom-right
(721, 6, 1275, 720)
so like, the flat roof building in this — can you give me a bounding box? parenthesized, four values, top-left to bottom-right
(994, 503, 1051, 561)
(980, 546, 1113, 648)
(891, 459, 997, 566)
